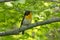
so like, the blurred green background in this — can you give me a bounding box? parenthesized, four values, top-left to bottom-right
(0, 0, 60, 40)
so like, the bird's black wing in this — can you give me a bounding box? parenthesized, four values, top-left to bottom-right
(20, 13, 26, 26)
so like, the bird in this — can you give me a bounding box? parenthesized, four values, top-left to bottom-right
(20, 11, 32, 34)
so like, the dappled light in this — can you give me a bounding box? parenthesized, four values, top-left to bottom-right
(0, 0, 60, 40)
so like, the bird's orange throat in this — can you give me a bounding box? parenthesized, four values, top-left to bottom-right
(25, 13, 32, 19)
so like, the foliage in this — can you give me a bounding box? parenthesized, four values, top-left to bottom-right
(0, 0, 60, 40)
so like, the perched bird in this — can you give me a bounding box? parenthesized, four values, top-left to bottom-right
(21, 11, 32, 34)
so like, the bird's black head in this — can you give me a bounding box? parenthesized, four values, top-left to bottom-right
(25, 11, 31, 16)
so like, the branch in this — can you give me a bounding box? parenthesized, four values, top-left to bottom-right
(0, 0, 15, 2)
(0, 17, 60, 36)
(43, 0, 60, 3)
(0, 0, 60, 3)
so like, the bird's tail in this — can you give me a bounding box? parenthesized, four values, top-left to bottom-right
(22, 31, 24, 34)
